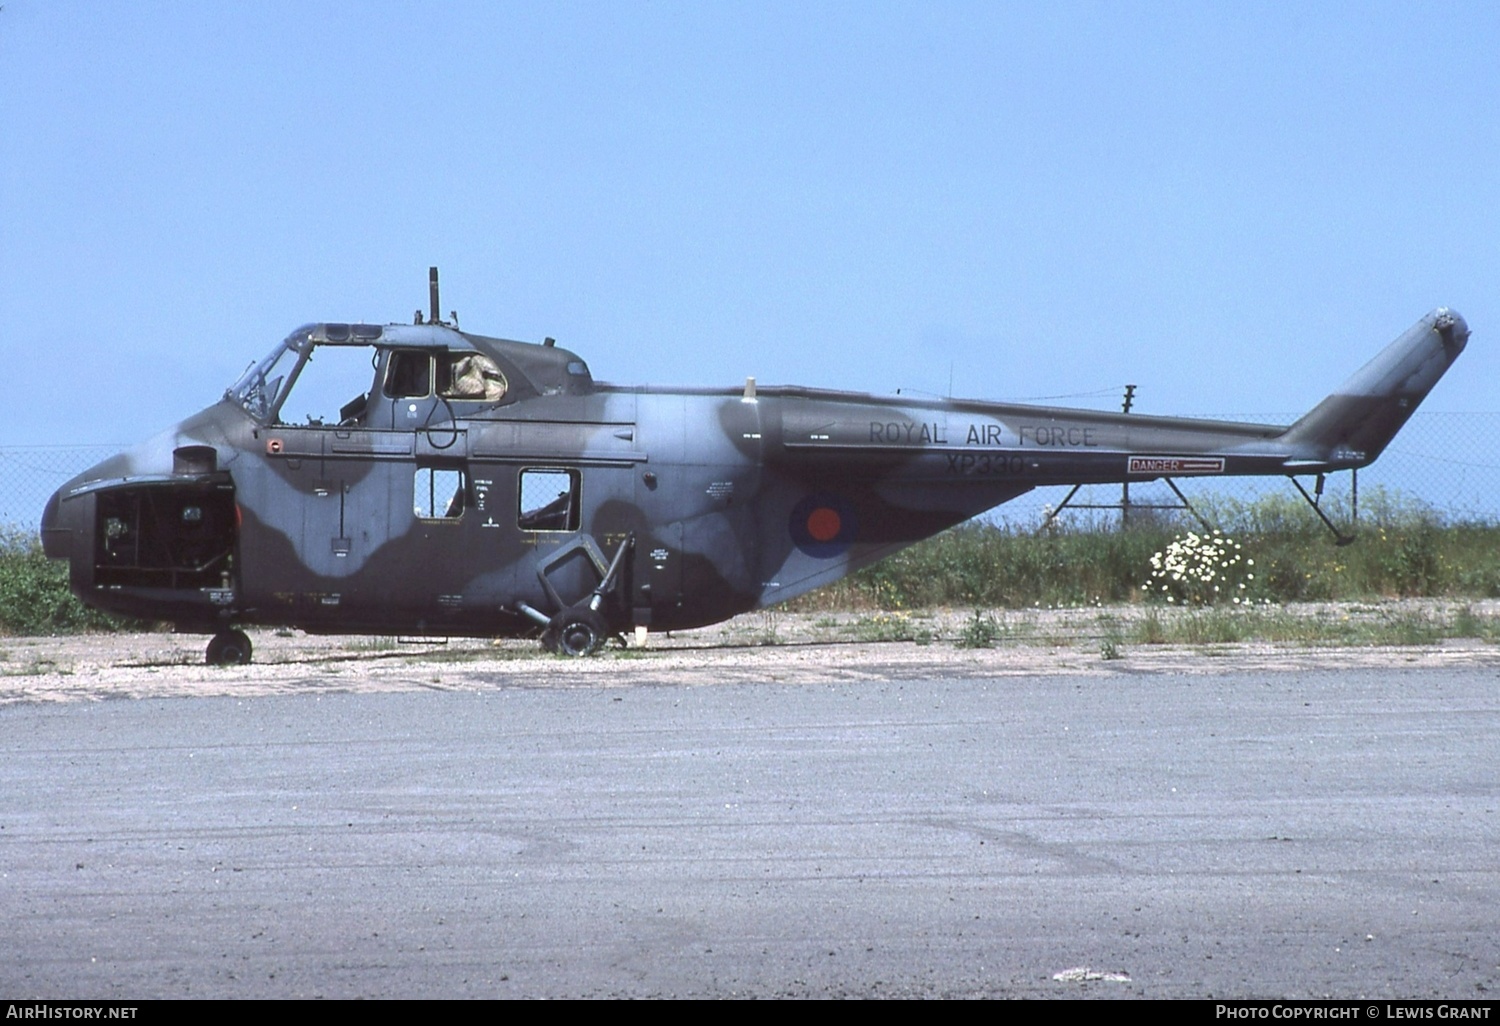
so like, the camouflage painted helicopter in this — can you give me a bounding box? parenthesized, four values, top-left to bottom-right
(40, 270, 1467, 663)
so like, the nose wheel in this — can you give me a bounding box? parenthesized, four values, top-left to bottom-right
(206, 629, 253, 666)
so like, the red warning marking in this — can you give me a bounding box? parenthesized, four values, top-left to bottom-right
(807, 507, 842, 542)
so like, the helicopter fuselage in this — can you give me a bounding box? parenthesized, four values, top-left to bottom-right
(40, 307, 1469, 659)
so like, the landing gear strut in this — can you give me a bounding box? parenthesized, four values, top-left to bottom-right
(513, 532, 635, 657)
(206, 629, 253, 666)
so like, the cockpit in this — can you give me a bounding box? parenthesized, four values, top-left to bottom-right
(386, 350, 508, 404)
(227, 322, 514, 427)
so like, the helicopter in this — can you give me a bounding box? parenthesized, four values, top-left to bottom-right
(40, 270, 1467, 663)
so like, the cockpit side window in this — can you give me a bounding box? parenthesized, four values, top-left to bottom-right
(438, 353, 508, 402)
(384, 350, 432, 399)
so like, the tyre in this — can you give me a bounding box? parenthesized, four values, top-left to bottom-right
(543, 607, 607, 657)
(206, 629, 253, 666)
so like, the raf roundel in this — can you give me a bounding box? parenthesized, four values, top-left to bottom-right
(789, 493, 858, 558)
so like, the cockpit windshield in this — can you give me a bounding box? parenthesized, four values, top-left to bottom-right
(227, 325, 315, 422)
(228, 322, 514, 425)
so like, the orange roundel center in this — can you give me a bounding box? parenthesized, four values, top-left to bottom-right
(806, 507, 842, 542)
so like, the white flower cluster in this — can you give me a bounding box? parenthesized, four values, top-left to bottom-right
(1143, 530, 1256, 606)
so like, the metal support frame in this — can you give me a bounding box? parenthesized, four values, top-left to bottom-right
(513, 532, 637, 628)
(1287, 470, 1358, 546)
(1042, 468, 1361, 547)
(1037, 382, 1217, 535)
(1037, 477, 1214, 535)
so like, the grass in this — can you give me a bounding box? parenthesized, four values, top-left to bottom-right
(6, 487, 1500, 639)
(851, 611, 925, 643)
(726, 611, 784, 647)
(791, 490, 1500, 613)
(955, 609, 1002, 649)
(1121, 603, 1489, 647)
(0, 655, 71, 677)
(345, 636, 402, 652)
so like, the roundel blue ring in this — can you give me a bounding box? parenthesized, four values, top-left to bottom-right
(789, 492, 858, 559)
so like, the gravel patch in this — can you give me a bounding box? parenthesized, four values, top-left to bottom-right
(3, 600, 1498, 704)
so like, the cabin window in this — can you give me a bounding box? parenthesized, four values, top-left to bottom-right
(385, 351, 432, 399)
(438, 353, 508, 402)
(414, 466, 467, 520)
(518, 469, 580, 532)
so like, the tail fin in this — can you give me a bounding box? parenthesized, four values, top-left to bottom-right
(1280, 308, 1468, 466)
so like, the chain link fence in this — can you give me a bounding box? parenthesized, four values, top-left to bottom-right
(3, 413, 1498, 535)
(1004, 412, 1500, 530)
(0, 446, 125, 535)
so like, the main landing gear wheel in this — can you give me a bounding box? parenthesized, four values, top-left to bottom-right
(206, 629, 253, 666)
(543, 607, 607, 657)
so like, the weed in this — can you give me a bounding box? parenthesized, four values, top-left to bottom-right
(1143, 530, 1253, 606)
(1451, 605, 1483, 638)
(853, 612, 917, 642)
(731, 611, 783, 646)
(1177, 610, 1250, 644)
(431, 644, 536, 663)
(1379, 526, 1443, 596)
(348, 636, 399, 652)
(783, 493, 1500, 612)
(956, 609, 1001, 649)
(1135, 610, 1167, 645)
(0, 526, 138, 635)
(1, 656, 68, 676)
(1377, 609, 1446, 646)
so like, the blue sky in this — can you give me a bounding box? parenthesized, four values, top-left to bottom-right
(2, 1, 1496, 447)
